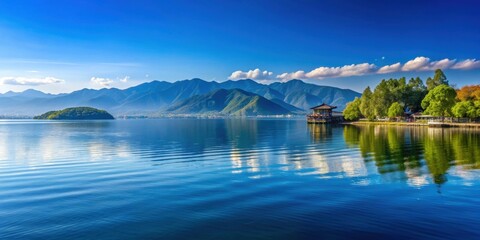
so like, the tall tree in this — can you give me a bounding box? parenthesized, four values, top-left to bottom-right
(359, 87, 375, 120)
(405, 77, 427, 112)
(421, 84, 456, 119)
(426, 69, 448, 90)
(372, 80, 393, 118)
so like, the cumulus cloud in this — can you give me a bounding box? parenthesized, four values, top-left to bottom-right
(401, 56, 431, 71)
(228, 68, 273, 80)
(451, 59, 480, 70)
(430, 58, 456, 70)
(276, 71, 307, 82)
(401, 57, 456, 71)
(90, 77, 114, 87)
(309, 63, 375, 78)
(0, 76, 65, 86)
(232, 56, 480, 82)
(277, 63, 376, 81)
(377, 62, 401, 74)
(119, 76, 130, 83)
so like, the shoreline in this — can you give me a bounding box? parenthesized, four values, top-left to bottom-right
(343, 121, 480, 128)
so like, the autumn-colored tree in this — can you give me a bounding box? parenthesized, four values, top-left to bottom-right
(456, 85, 480, 101)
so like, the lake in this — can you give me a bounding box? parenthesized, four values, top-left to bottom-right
(0, 119, 479, 239)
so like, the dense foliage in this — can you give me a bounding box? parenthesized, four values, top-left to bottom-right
(343, 69, 480, 121)
(34, 107, 114, 120)
(387, 102, 404, 119)
(359, 87, 375, 120)
(343, 97, 361, 120)
(421, 85, 456, 117)
(451, 85, 480, 118)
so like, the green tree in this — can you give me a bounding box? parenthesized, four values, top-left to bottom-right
(405, 77, 427, 112)
(372, 80, 392, 118)
(359, 86, 375, 120)
(453, 100, 480, 119)
(387, 102, 404, 120)
(452, 101, 473, 118)
(473, 101, 480, 118)
(426, 69, 448, 90)
(391, 77, 408, 104)
(343, 97, 362, 121)
(421, 84, 456, 119)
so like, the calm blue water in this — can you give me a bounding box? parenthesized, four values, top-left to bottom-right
(0, 119, 479, 239)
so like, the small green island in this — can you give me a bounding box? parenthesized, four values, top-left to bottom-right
(34, 107, 115, 120)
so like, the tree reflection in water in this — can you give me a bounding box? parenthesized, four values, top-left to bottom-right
(343, 125, 480, 187)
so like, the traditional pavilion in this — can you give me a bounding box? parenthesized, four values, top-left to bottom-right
(307, 103, 343, 123)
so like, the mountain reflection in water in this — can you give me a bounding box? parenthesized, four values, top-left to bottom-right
(1, 119, 479, 239)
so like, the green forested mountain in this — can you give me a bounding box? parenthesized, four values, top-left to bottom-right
(166, 89, 292, 116)
(34, 107, 114, 120)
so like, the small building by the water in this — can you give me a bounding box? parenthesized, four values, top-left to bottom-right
(307, 103, 344, 124)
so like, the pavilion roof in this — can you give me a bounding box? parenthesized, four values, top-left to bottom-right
(310, 103, 337, 110)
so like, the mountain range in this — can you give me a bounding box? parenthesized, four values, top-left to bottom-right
(0, 78, 360, 116)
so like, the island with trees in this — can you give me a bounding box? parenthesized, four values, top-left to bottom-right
(34, 107, 115, 120)
(343, 69, 480, 126)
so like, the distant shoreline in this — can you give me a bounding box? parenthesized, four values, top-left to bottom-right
(1, 114, 307, 120)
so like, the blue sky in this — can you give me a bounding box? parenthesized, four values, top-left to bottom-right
(0, 0, 479, 93)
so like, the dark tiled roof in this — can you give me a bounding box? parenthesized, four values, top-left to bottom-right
(311, 103, 337, 110)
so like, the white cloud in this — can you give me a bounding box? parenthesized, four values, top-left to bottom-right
(430, 58, 456, 70)
(90, 77, 114, 87)
(277, 63, 376, 81)
(451, 59, 480, 70)
(378, 62, 401, 74)
(228, 68, 273, 80)
(401, 57, 456, 71)
(119, 76, 130, 83)
(231, 56, 480, 82)
(401, 56, 431, 71)
(276, 71, 306, 81)
(0, 76, 65, 86)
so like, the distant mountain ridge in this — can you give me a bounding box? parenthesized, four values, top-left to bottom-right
(0, 78, 360, 116)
